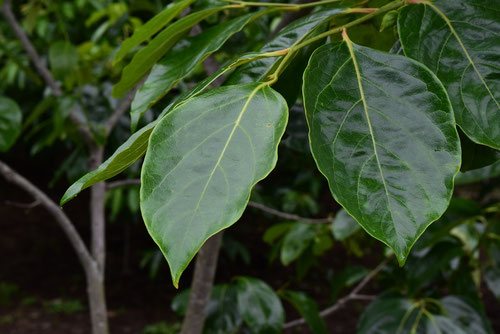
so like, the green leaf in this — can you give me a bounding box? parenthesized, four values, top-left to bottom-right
(303, 37, 461, 265)
(398, 0, 500, 149)
(61, 121, 155, 205)
(140, 83, 288, 286)
(227, 7, 348, 84)
(459, 129, 500, 172)
(436, 296, 493, 334)
(282, 291, 327, 334)
(61, 63, 233, 205)
(113, 0, 195, 64)
(332, 209, 361, 241)
(49, 41, 78, 78)
(130, 13, 257, 130)
(358, 295, 415, 334)
(280, 223, 316, 266)
(0, 97, 22, 152)
(235, 277, 284, 334)
(112, 6, 229, 97)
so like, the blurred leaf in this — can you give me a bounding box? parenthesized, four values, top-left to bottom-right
(263, 222, 293, 244)
(282, 291, 327, 334)
(49, 41, 78, 88)
(484, 266, 500, 300)
(330, 265, 368, 301)
(114, 0, 195, 64)
(235, 277, 284, 334)
(0, 97, 22, 152)
(455, 161, 500, 185)
(280, 223, 316, 266)
(332, 209, 360, 241)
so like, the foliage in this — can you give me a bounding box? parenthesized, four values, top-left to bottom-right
(1, 0, 499, 333)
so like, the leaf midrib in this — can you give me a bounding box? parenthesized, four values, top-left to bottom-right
(343, 37, 396, 229)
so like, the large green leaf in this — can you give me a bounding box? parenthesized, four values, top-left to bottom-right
(398, 0, 500, 149)
(60, 63, 237, 205)
(141, 83, 288, 286)
(0, 97, 22, 152)
(113, 0, 195, 64)
(235, 277, 284, 334)
(112, 6, 230, 97)
(130, 13, 257, 131)
(303, 36, 461, 264)
(227, 7, 348, 84)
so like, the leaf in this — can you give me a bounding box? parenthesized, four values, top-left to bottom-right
(0, 97, 22, 152)
(49, 41, 78, 79)
(303, 35, 461, 265)
(227, 7, 348, 85)
(332, 209, 361, 241)
(61, 62, 233, 205)
(235, 277, 284, 334)
(358, 295, 415, 334)
(112, 6, 229, 97)
(140, 83, 288, 286)
(113, 0, 195, 64)
(436, 296, 492, 334)
(280, 223, 316, 266)
(459, 129, 500, 172)
(130, 13, 257, 130)
(398, 0, 500, 149)
(282, 291, 327, 334)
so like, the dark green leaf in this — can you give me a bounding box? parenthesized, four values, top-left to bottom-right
(398, 0, 500, 149)
(303, 37, 461, 265)
(49, 41, 78, 82)
(235, 277, 284, 334)
(0, 97, 22, 152)
(112, 6, 229, 97)
(459, 129, 500, 172)
(455, 160, 500, 185)
(280, 223, 316, 266)
(282, 291, 327, 334)
(141, 83, 288, 286)
(435, 296, 492, 334)
(332, 209, 361, 241)
(113, 0, 195, 64)
(130, 13, 257, 130)
(358, 295, 415, 334)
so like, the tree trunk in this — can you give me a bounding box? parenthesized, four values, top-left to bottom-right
(86, 268, 109, 334)
(180, 232, 224, 334)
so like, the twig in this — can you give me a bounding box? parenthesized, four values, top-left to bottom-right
(0, 160, 96, 275)
(105, 81, 142, 135)
(283, 258, 389, 330)
(1, 0, 94, 146)
(248, 201, 331, 224)
(4, 199, 40, 210)
(106, 179, 141, 190)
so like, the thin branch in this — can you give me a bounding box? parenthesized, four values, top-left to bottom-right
(105, 82, 142, 135)
(248, 201, 331, 224)
(283, 258, 389, 330)
(106, 179, 140, 190)
(1, 0, 94, 146)
(0, 160, 96, 275)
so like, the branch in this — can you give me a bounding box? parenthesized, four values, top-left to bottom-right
(105, 81, 142, 135)
(1, 0, 94, 146)
(0, 160, 96, 275)
(283, 258, 389, 330)
(106, 179, 140, 190)
(248, 201, 331, 224)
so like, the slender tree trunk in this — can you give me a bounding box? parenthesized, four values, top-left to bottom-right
(180, 232, 223, 334)
(88, 147, 109, 334)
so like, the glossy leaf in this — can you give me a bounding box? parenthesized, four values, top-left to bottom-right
(113, 0, 194, 64)
(227, 7, 348, 84)
(130, 13, 257, 130)
(398, 0, 500, 149)
(0, 97, 22, 152)
(61, 64, 234, 205)
(235, 277, 284, 333)
(140, 83, 288, 286)
(282, 291, 327, 334)
(112, 6, 228, 97)
(303, 37, 461, 264)
(332, 209, 361, 241)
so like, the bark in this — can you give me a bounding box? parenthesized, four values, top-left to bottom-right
(180, 233, 224, 334)
(87, 269, 109, 334)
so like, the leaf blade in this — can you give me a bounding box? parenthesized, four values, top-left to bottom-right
(0, 97, 22, 152)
